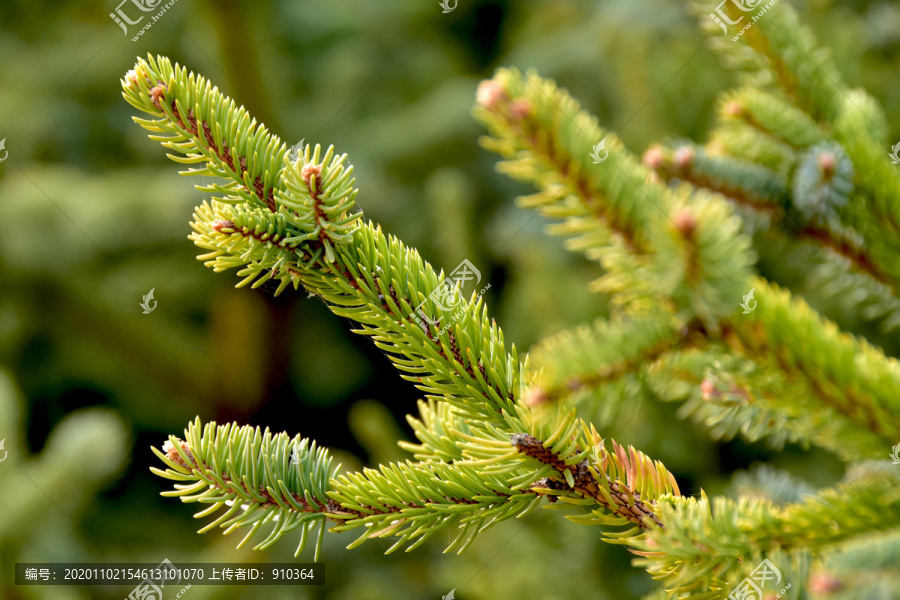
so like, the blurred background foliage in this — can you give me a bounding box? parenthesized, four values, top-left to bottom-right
(0, 0, 898, 598)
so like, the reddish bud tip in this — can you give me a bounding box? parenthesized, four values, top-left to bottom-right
(163, 439, 193, 467)
(212, 220, 235, 233)
(723, 101, 744, 117)
(476, 80, 506, 110)
(509, 99, 532, 120)
(149, 84, 167, 111)
(808, 572, 842, 594)
(522, 387, 548, 407)
(674, 146, 695, 168)
(643, 146, 665, 169)
(301, 164, 322, 184)
(673, 209, 698, 238)
(818, 151, 836, 176)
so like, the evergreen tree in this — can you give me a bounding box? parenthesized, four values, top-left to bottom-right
(123, 3, 900, 596)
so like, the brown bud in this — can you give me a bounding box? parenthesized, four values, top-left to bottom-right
(700, 378, 716, 400)
(301, 163, 322, 184)
(163, 439, 194, 468)
(212, 220, 235, 232)
(149, 84, 167, 111)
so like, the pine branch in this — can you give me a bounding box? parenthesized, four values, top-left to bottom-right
(151, 413, 684, 556)
(648, 139, 900, 310)
(124, 20, 900, 591)
(474, 66, 900, 459)
(810, 529, 900, 599)
(510, 432, 673, 531)
(732, 3, 845, 123)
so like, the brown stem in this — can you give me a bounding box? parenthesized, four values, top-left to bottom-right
(511, 433, 664, 529)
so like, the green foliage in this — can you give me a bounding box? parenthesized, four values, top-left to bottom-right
(467, 2, 900, 595)
(128, 0, 900, 589)
(8, 2, 900, 599)
(464, 36, 899, 579)
(130, 54, 684, 565)
(151, 418, 337, 560)
(473, 68, 756, 329)
(791, 142, 854, 222)
(0, 370, 129, 599)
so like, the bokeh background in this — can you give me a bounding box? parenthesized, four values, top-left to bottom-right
(1, 0, 899, 598)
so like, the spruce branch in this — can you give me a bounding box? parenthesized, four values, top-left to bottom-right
(124, 55, 521, 427)
(150, 419, 340, 560)
(524, 311, 682, 410)
(724, 279, 900, 447)
(647, 142, 789, 215)
(694, 3, 900, 295)
(510, 432, 673, 531)
(633, 277, 900, 461)
(716, 87, 826, 153)
(123, 14, 900, 589)
(126, 55, 685, 560)
(811, 529, 900, 598)
(648, 138, 900, 308)
(717, 2, 846, 123)
(632, 467, 900, 593)
(649, 346, 888, 461)
(472, 41, 900, 462)
(473, 68, 756, 329)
